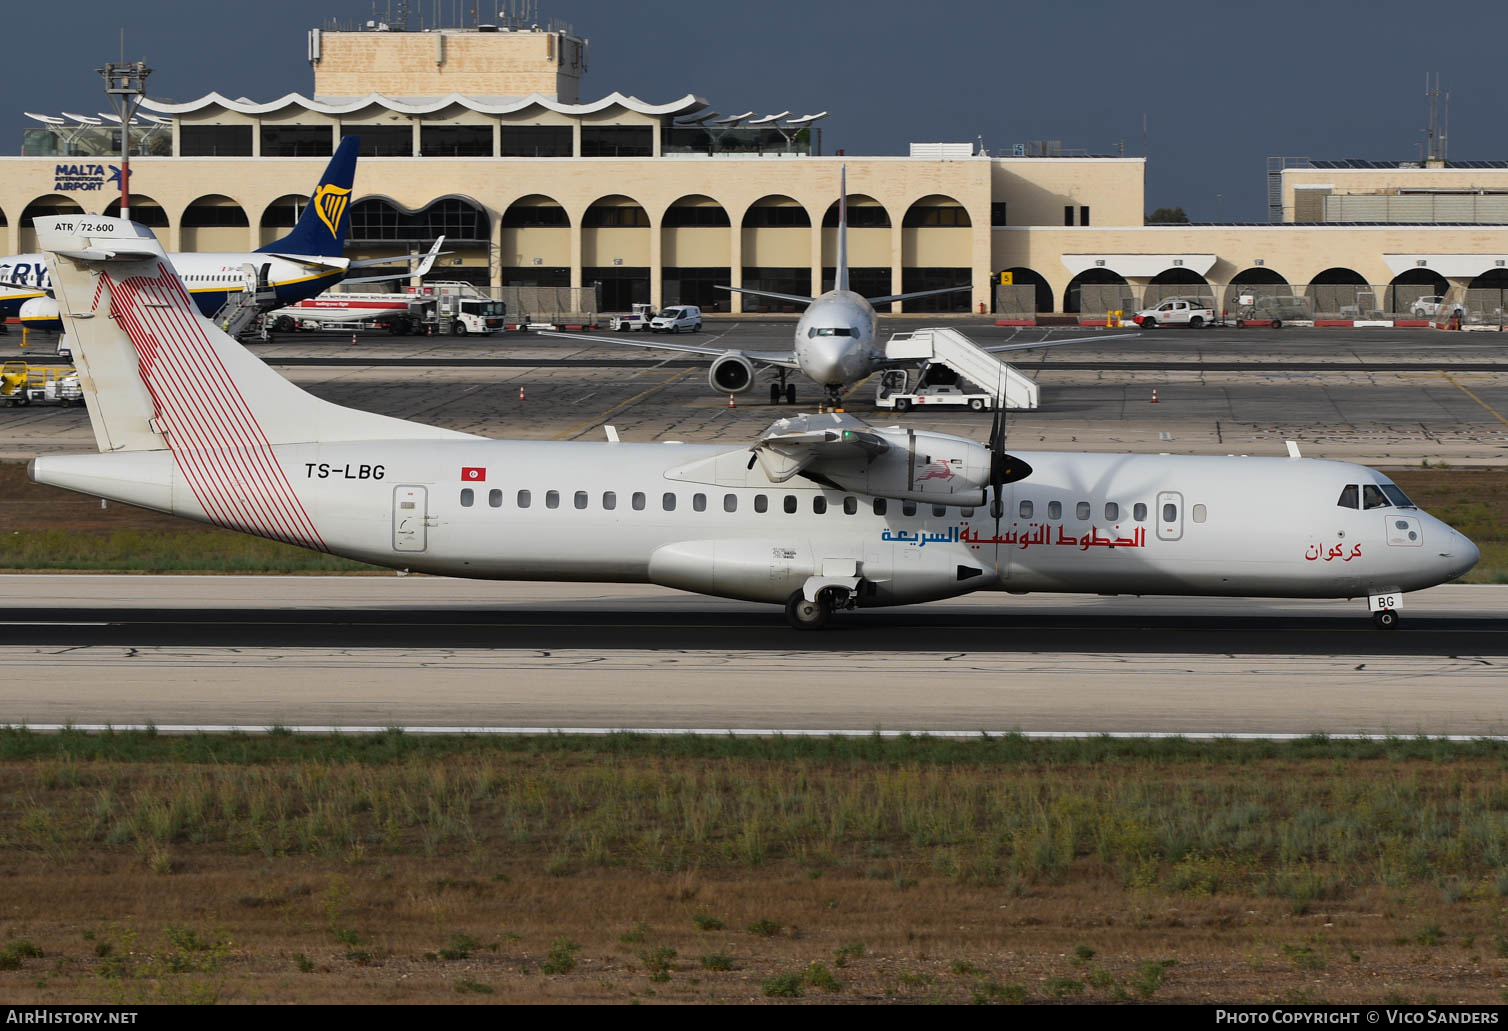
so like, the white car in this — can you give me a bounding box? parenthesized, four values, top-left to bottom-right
(1133, 298, 1215, 328)
(649, 305, 703, 333)
(1409, 295, 1465, 318)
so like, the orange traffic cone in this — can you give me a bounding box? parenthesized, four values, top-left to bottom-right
(350, 332, 358, 346)
(518, 385, 526, 402)
(1151, 388, 1159, 404)
(728, 393, 735, 408)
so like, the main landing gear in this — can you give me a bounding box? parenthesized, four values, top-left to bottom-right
(1372, 608, 1399, 630)
(784, 585, 858, 630)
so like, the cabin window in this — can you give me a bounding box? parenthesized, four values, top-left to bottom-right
(1019, 500, 1033, 518)
(873, 498, 888, 516)
(1362, 485, 1389, 510)
(574, 491, 588, 510)
(1104, 502, 1119, 521)
(755, 494, 769, 513)
(1076, 502, 1091, 520)
(813, 496, 828, 514)
(1337, 485, 1359, 509)
(603, 491, 617, 510)
(632, 492, 646, 511)
(784, 495, 797, 514)
(724, 494, 738, 513)
(843, 496, 858, 515)
(1134, 502, 1147, 521)
(932, 505, 947, 517)
(1193, 503, 1207, 523)
(902, 501, 917, 517)
(1163, 502, 1177, 522)
(1048, 501, 1062, 520)
(489, 489, 502, 508)
(546, 490, 560, 509)
(517, 489, 531, 508)
(693, 493, 707, 512)
(662, 493, 677, 512)
(460, 488, 474, 507)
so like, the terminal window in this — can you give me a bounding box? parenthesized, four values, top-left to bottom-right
(260, 125, 333, 157)
(180, 125, 252, 157)
(499, 126, 572, 157)
(581, 126, 652, 157)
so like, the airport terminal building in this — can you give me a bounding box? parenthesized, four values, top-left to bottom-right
(7, 20, 1508, 319)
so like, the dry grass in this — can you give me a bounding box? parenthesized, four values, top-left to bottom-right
(1, 733, 1507, 1004)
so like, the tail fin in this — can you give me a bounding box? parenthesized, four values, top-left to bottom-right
(36, 214, 472, 455)
(835, 165, 849, 294)
(255, 136, 358, 258)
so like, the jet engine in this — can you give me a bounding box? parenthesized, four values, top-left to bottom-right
(709, 351, 756, 393)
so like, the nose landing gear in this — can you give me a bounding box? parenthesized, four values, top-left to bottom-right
(1372, 609, 1399, 630)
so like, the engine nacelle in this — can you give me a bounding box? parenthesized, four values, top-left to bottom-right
(709, 351, 756, 393)
(19, 295, 62, 331)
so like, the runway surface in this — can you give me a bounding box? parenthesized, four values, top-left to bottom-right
(1, 576, 1503, 737)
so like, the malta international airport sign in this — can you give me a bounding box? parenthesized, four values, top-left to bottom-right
(52, 164, 129, 193)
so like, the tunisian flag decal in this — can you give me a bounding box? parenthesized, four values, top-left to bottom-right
(461, 467, 486, 482)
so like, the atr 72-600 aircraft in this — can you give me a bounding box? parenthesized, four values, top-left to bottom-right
(30, 216, 1477, 630)
(0, 137, 440, 334)
(549, 169, 1133, 406)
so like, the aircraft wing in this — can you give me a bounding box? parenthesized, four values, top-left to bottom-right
(714, 285, 817, 306)
(865, 284, 972, 305)
(343, 237, 449, 284)
(536, 330, 800, 369)
(751, 411, 889, 483)
(981, 331, 1141, 353)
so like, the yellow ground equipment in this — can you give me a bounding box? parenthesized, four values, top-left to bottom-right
(1, 361, 83, 406)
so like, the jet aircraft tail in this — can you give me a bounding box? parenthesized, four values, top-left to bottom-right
(256, 136, 358, 258)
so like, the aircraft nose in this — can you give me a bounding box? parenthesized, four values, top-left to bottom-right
(802, 338, 849, 386)
(1451, 530, 1481, 578)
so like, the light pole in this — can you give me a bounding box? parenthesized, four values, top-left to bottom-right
(98, 61, 151, 221)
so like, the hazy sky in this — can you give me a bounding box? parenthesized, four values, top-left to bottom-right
(8, 0, 1505, 221)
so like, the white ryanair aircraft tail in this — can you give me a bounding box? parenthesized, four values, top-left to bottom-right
(31, 216, 474, 549)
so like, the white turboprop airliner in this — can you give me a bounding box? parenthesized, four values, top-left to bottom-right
(29, 216, 1478, 630)
(547, 169, 1135, 406)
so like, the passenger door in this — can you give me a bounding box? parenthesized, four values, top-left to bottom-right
(393, 485, 428, 552)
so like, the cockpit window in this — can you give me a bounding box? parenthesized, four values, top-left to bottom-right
(1337, 484, 1359, 509)
(1378, 483, 1415, 508)
(808, 327, 854, 337)
(1362, 485, 1389, 510)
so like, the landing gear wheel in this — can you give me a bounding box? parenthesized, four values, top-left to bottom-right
(770, 383, 781, 404)
(1372, 609, 1398, 630)
(785, 590, 831, 630)
(785, 384, 796, 404)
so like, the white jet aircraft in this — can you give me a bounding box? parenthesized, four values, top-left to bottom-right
(547, 169, 1135, 407)
(28, 216, 1478, 630)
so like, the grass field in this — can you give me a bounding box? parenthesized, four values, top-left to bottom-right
(0, 462, 1504, 580)
(1, 730, 1506, 1004)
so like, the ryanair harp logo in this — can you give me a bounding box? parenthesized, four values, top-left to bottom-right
(313, 183, 352, 239)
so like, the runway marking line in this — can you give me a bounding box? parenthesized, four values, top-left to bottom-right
(1441, 371, 1508, 428)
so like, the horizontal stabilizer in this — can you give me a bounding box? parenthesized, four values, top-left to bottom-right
(715, 285, 817, 306)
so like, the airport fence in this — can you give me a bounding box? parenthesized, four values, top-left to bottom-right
(1064, 282, 1507, 325)
(493, 286, 599, 326)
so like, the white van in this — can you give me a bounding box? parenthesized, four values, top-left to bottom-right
(649, 305, 702, 333)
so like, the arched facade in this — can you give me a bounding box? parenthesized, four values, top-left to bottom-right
(179, 194, 250, 251)
(582, 194, 650, 309)
(258, 194, 308, 246)
(1065, 268, 1130, 315)
(1144, 267, 1214, 307)
(1386, 267, 1449, 314)
(661, 195, 731, 311)
(499, 194, 570, 286)
(742, 195, 813, 308)
(901, 195, 971, 312)
(1222, 267, 1291, 313)
(996, 267, 1052, 315)
(1308, 267, 1372, 318)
